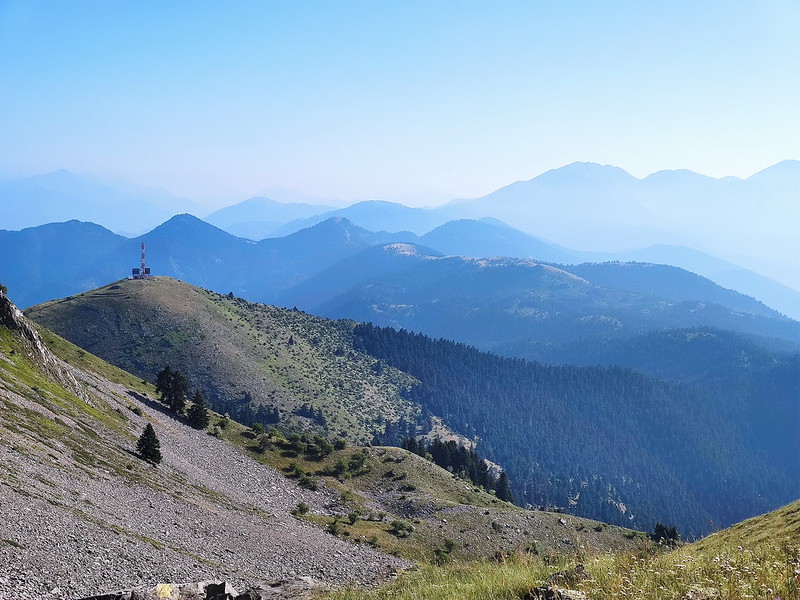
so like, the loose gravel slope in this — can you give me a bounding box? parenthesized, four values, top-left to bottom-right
(0, 292, 407, 600)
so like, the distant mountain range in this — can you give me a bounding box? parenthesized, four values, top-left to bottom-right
(0, 170, 199, 235)
(4, 160, 798, 292)
(207, 160, 800, 292)
(205, 196, 338, 240)
(307, 251, 800, 351)
(0, 215, 407, 309)
(3, 215, 800, 329)
(444, 161, 800, 269)
(268, 200, 448, 238)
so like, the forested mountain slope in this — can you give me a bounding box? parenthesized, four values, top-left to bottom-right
(311, 254, 800, 351)
(277, 242, 442, 309)
(353, 323, 799, 538)
(497, 327, 800, 484)
(567, 262, 778, 318)
(500, 326, 798, 381)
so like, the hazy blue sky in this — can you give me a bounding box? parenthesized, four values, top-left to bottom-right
(1, 1, 798, 207)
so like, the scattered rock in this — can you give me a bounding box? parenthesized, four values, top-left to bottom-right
(680, 587, 719, 600)
(78, 580, 238, 600)
(524, 586, 587, 600)
(546, 564, 587, 587)
(239, 577, 327, 599)
(77, 579, 326, 600)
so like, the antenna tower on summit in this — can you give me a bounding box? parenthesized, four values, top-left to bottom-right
(131, 243, 152, 279)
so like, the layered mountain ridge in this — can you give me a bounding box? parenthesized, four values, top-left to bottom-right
(4, 159, 798, 292)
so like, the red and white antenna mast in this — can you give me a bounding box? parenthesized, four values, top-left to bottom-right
(132, 243, 151, 279)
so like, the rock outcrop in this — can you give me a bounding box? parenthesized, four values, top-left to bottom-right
(0, 290, 83, 396)
(524, 587, 588, 600)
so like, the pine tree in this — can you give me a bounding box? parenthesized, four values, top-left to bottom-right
(155, 365, 189, 414)
(155, 365, 174, 398)
(652, 522, 680, 545)
(136, 423, 162, 464)
(187, 390, 211, 430)
(495, 471, 514, 503)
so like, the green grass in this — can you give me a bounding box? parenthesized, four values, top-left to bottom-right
(322, 503, 800, 600)
(212, 425, 642, 564)
(326, 554, 556, 600)
(35, 324, 156, 400)
(26, 277, 421, 444)
(0, 321, 170, 490)
(0, 328, 128, 437)
(693, 500, 800, 554)
(324, 543, 799, 600)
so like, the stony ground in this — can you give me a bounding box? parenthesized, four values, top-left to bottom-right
(0, 334, 408, 600)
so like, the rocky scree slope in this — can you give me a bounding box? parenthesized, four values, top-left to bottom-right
(0, 291, 407, 600)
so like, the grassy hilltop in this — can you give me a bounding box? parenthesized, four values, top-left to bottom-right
(27, 276, 420, 444)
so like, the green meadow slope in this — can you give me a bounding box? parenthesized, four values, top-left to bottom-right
(27, 276, 420, 444)
(323, 500, 800, 600)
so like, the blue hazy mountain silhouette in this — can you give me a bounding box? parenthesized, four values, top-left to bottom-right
(271, 200, 450, 237)
(205, 196, 337, 240)
(0, 170, 198, 235)
(309, 254, 799, 351)
(8, 161, 799, 293)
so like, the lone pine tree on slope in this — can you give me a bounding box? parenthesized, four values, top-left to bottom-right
(136, 423, 162, 464)
(155, 365, 189, 414)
